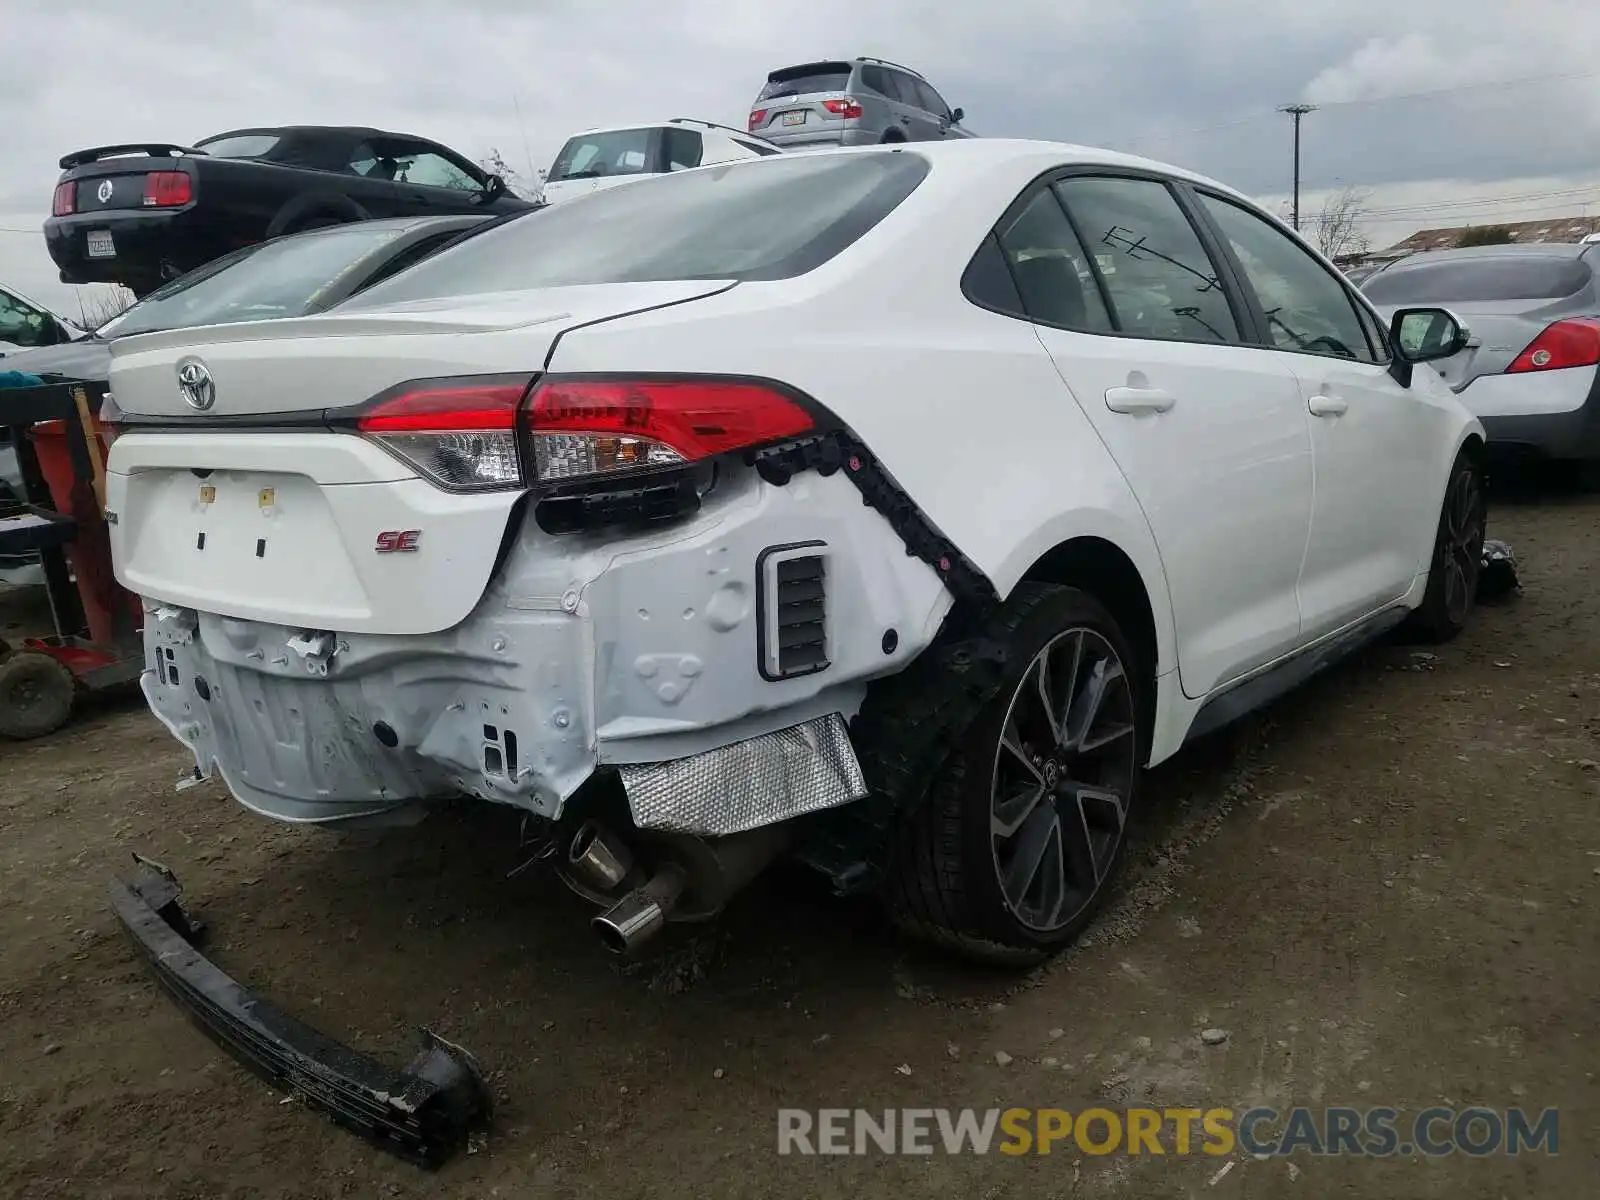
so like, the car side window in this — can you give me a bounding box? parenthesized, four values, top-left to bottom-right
(885, 70, 921, 105)
(0, 289, 57, 347)
(1197, 192, 1377, 363)
(663, 127, 703, 171)
(859, 65, 891, 97)
(1052, 176, 1240, 344)
(914, 80, 950, 119)
(963, 233, 1025, 316)
(387, 146, 482, 192)
(994, 189, 1114, 332)
(1352, 296, 1393, 363)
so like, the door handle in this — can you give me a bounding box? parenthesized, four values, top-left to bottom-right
(1105, 385, 1176, 414)
(900, 116, 911, 124)
(1307, 393, 1348, 417)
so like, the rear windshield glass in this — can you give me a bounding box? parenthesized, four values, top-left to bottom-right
(547, 130, 654, 182)
(342, 151, 930, 304)
(104, 223, 410, 337)
(1363, 255, 1592, 303)
(195, 133, 281, 159)
(759, 63, 852, 100)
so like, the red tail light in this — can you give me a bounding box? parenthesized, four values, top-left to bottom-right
(356, 376, 532, 490)
(141, 171, 192, 208)
(355, 374, 818, 492)
(1507, 317, 1600, 373)
(748, 109, 768, 130)
(822, 98, 864, 119)
(524, 376, 816, 484)
(52, 181, 75, 216)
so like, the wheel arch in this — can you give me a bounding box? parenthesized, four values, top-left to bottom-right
(264, 191, 369, 238)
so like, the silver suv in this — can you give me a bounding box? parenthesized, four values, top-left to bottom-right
(747, 57, 972, 149)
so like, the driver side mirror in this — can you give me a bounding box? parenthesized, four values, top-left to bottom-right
(1390, 306, 1470, 364)
(481, 173, 507, 202)
(950, 107, 965, 123)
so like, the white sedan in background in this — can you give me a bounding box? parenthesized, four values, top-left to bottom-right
(101, 139, 1483, 963)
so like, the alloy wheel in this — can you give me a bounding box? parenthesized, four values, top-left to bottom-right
(1442, 467, 1484, 623)
(988, 628, 1138, 933)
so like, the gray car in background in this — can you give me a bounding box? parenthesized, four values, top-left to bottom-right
(747, 57, 972, 149)
(1362, 243, 1600, 474)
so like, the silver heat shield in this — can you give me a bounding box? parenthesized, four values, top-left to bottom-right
(617, 713, 868, 837)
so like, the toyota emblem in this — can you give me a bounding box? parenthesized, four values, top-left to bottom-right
(176, 358, 216, 411)
(96, 179, 113, 204)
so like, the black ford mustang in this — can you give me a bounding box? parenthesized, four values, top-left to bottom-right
(44, 125, 535, 296)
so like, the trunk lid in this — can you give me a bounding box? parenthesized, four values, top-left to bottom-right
(1372, 299, 1569, 392)
(63, 148, 199, 214)
(107, 280, 734, 419)
(104, 279, 734, 635)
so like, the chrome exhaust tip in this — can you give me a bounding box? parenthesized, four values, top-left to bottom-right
(591, 864, 686, 955)
(567, 820, 634, 894)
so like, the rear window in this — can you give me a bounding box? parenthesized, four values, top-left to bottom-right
(343, 151, 930, 305)
(195, 133, 280, 159)
(104, 222, 410, 338)
(547, 130, 654, 182)
(759, 63, 852, 101)
(1364, 255, 1592, 304)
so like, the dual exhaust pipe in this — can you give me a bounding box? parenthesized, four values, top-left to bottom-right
(564, 818, 787, 956)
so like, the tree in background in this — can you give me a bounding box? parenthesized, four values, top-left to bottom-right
(1456, 225, 1514, 247)
(1315, 185, 1372, 261)
(480, 148, 545, 202)
(74, 285, 136, 330)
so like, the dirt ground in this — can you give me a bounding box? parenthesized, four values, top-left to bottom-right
(1, 483, 1596, 1200)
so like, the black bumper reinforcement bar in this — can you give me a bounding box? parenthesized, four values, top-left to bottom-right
(108, 858, 493, 1168)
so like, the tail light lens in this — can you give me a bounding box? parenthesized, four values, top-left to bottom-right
(1507, 317, 1600, 373)
(52, 182, 75, 216)
(355, 374, 818, 494)
(748, 108, 768, 130)
(99, 392, 125, 450)
(141, 171, 192, 208)
(523, 376, 816, 484)
(356, 376, 532, 491)
(822, 98, 864, 119)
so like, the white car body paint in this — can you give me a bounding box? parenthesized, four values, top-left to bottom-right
(538, 121, 778, 207)
(103, 138, 1483, 834)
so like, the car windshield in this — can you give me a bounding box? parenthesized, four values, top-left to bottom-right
(1363, 255, 1592, 304)
(102, 223, 411, 338)
(194, 133, 281, 159)
(342, 151, 930, 305)
(547, 130, 654, 182)
(759, 63, 852, 100)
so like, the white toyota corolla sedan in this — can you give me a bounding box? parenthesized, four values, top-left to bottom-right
(101, 139, 1486, 964)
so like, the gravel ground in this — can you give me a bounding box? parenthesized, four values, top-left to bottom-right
(1, 486, 1596, 1199)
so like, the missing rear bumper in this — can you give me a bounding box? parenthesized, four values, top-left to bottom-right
(107, 860, 493, 1168)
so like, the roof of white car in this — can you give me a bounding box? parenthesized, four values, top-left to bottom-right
(788, 137, 1256, 203)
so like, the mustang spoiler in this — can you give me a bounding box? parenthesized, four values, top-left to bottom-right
(60, 144, 209, 170)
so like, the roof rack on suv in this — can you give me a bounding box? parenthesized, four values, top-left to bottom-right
(856, 56, 926, 79)
(667, 117, 782, 147)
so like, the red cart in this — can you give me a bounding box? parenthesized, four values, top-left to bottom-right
(0, 378, 143, 738)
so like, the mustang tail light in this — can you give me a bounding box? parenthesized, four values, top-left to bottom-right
(141, 171, 192, 208)
(356, 376, 532, 491)
(522, 376, 816, 484)
(52, 181, 75, 216)
(748, 108, 768, 130)
(822, 98, 864, 119)
(1507, 317, 1600, 373)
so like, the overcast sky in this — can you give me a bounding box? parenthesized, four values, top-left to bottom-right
(4, 0, 1598, 316)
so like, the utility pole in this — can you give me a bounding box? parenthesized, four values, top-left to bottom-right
(1277, 103, 1317, 230)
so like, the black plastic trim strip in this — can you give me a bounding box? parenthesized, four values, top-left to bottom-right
(108, 863, 492, 1169)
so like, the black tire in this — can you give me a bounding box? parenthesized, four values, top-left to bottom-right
(0, 651, 77, 740)
(289, 215, 343, 233)
(883, 583, 1147, 965)
(1404, 450, 1486, 643)
(879, 129, 906, 144)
